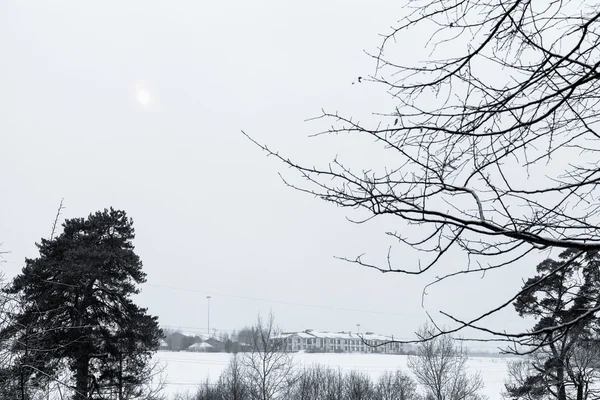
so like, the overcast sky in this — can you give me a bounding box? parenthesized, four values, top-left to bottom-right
(0, 1, 539, 350)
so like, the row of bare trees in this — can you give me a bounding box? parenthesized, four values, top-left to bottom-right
(190, 365, 418, 400)
(177, 314, 485, 400)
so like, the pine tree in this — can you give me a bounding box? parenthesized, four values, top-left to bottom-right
(2, 208, 162, 400)
(506, 249, 600, 400)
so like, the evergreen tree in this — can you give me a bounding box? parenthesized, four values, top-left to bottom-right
(2, 208, 162, 400)
(506, 249, 600, 400)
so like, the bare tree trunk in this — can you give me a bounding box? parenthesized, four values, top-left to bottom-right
(576, 380, 584, 400)
(74, 356, 89, 400)
(556, 366, 567, 400)
(118, 352, 123, 400)
(20, 331, 28, 400)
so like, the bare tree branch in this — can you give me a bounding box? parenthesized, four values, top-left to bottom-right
(244, 0, 600, 346)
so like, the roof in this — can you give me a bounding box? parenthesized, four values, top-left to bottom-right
(188, 342, 213, 349)
(273, 332, 314, 340)
(273, 330, 395, 342)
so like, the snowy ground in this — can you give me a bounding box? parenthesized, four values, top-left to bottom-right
(154, 351, 514, 399)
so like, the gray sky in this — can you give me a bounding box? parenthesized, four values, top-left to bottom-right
(0, 1, 537, 349)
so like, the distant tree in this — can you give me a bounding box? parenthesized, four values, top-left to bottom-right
(408, 323, 486, 400)
(224, 339, 236, 354)
(1, 208, 162, 400)
(237, 327, 254, 347)
(181, 335, 197, 351)
(219, 332, 230, 343)
(505, 250, 600, 400)
(242, 312, 296, 400)
(165, 331, 185, 351)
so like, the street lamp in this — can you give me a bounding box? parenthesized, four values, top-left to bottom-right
(356, 324, 361, 334)
(207, 296, 211, 337)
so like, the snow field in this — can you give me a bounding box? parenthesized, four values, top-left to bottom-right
(154, 351, 514, 399)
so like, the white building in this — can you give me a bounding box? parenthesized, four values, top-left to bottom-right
(272, 330, 403, 354)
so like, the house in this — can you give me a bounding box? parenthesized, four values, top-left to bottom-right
(206, 337, 225, 351)
(159, 339, 169, 351)
(187, 342, 214, 352)
(272, 330, 404, 354)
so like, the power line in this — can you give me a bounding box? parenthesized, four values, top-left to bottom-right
(145, 283, 421, 317)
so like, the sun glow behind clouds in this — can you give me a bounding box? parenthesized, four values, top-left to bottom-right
(137, 90, 151, 106)
(135, 82, 153, 108)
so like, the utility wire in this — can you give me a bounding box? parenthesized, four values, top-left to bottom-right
(145, 283, 421, 317)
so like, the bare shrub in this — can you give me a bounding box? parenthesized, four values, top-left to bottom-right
(218, 354, 248, 400)
(319, 367, 345, 400)
(288, 366, 322, 400)
(408, 324, 486, 400)
(344, 370, 374, 400)
(375, 370, 420, 400)
(287, 365, 347, 400)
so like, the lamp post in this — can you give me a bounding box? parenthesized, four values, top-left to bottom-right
(356, 324, 360, 334)
(207, 296, 211, 337)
